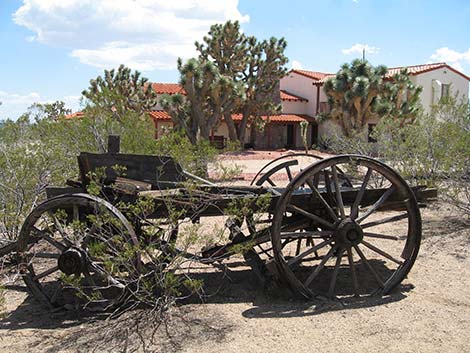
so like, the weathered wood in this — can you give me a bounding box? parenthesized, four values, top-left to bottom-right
(78, 152, 186, 188)
(107, 135, 121, 154)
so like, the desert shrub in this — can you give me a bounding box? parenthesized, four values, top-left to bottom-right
(153, 129, 218, 177)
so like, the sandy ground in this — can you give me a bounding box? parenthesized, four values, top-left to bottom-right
(0, 152, 469, 353)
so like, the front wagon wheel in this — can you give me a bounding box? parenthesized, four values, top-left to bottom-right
(17, 194, 141, 311)
(270, 155, 422, 300)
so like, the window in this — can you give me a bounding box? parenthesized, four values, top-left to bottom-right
(441, 84, 450, 99)
(368, 123, 377, 143)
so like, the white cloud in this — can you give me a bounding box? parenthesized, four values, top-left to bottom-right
(13, 0, 249, 71)
(0, 91, 81, 120)
(430, 47, 470, 72)
(291, 60, 303, 70)
(342, 43, 379, 56)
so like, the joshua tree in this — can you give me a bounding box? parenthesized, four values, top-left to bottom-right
(163, 20, 288, 145)
(324, 59, 422, 136)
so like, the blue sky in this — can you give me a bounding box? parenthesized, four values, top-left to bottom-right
(1, 0, 469, 119)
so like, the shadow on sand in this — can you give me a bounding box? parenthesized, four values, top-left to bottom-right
(1, 256, 414, 332)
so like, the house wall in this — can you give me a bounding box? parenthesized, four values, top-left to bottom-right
(154, 120, 174, 138)
(281, 100, 309, 114)
(280, 73, 318, 115)
(269, 124, 287, 149)
(412, 67, 469, 113)
(213, 122, 251, 144)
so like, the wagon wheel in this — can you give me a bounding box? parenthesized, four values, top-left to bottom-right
(271, 155, 421, 300)
(248, 153, 352, 260)
(17, 193, 141, 311)
(250, 153, 324, 187)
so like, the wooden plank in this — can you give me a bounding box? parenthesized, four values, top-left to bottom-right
(78, 152, 187, 188)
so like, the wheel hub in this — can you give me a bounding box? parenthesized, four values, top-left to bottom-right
(58, 248, 86, 275)
(333, 218, 363, 248)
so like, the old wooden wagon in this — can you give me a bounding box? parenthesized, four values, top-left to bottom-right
(1, 136, 436, 311)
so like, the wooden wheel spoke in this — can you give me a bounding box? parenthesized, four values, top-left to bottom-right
(257, 244, 273, 256)
(329, 249, 344, 299)
(286, 166, 293, 181)
(361, 240, 404, 265)
(287, 238, 333, 266)
(23, 274, 54, 309)
(351, 168, 372, 219)
(363, 232, 399, 241)
(266, 177, 276, 187)
(32, 252, 60, 259)
(287, 204, 334, 229)
(323, 171, 335, 209)
(361, 213, 408, 229)
(353, 245, 384, 287)
(306, 179, 338, 222)
(280, 230, 333, 239)
(281, 238, 294, 249)
(73, 204, 79, 221)
(356, 186, 396, 224)
(304, 245, 337, 287)
(331, 166, 346, 218)
(312, 174, 320, 188)
(295, 239, 302, 255)
(51, 215, 68, 238)
(347, 248, 359, 296)
(33, 265, 60, 281)
(32, 227, 67, 252)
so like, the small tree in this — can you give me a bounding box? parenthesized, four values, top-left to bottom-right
(324, 59, 422, 136)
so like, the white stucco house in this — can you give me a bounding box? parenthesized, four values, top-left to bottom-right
(280, 63, 469, 146)
(98, 62, 469, 150)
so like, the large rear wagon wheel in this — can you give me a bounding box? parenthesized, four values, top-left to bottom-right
(271, 155, 421, 300)
(17, 193, 141, 311)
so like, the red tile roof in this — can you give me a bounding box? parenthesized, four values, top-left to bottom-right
(223, 113, 315, 123)
(151, 83, 185, 95)
(385, 62, 470, 81)
(148, 110, 171, 120)
(151, 83, 310, 103)
(280, 90, 308, 102)
(301, 62, 470, 84)
(64, 111, 84, 119)
(290, 69, 332, 81)
(150, 111, 314, 123)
